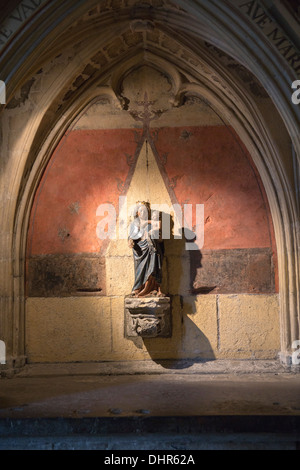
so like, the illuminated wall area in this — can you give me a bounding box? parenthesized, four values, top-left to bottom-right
(25, 66, 280, 363)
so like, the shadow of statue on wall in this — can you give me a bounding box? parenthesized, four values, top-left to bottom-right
(183, 227, 216, 296)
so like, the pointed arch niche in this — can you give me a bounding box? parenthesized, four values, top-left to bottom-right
(24, 61, 281, 363)
(1, 0, 299, 373)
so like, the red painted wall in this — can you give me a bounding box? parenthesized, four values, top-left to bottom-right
(155, 126, 273, 250)
(26, 125, 278, 294)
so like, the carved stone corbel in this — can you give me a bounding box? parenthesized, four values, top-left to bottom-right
(124, 296, 171, 338)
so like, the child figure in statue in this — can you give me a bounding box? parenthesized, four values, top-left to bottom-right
(128, 202, 165, 297)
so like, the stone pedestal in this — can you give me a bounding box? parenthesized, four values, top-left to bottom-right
(124, 296, 171, 338)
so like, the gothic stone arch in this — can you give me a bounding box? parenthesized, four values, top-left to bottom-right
(0, 0, 299, 373)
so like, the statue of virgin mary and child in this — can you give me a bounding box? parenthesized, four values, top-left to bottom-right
(128, 201, 165, 297)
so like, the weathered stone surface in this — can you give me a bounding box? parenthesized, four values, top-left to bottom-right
(167, 254, 191, 296)
(25, 293, 280, 363)
(27, 247, 275, 299)
(182, 295, 218, 358)
(111, 296, 184, 361)
(105, 255, 134, 296)
(125, 296, 171, 338)
(191, 248, 276, 294)
(27, 254, 106, 296)
(26, 297, 112, 363)
(111, 296, 148, 360)
(218, 294, 280, 359)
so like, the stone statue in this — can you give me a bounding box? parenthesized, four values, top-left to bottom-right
(128, 201, 165, 297)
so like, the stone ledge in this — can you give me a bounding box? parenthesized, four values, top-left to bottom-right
(12, 359, 299, 378)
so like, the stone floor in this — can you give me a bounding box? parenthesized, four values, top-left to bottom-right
(0, 360, 299, 449)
